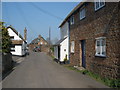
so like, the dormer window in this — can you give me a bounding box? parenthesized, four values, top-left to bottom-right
(80, 8, 86, 20)
(94, 0, 105, 11)
(10, 36, 14, 40)
(70, 15, 74, 25)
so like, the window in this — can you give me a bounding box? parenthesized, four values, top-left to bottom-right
(10, 44, 15, 51)
(95, 37, 106, 57)
(37, 39, 40, 42)
(70, 16, 74, 25)
(71, 41, 75, 53)
(64, 49, 66, 51)
(40, 42, 43, 45)
(95, 0, 105, 11)
(10, 36, 14, 40)
(80, 8, 86, 20)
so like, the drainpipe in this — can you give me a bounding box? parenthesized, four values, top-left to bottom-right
(67, 19, 70, 64)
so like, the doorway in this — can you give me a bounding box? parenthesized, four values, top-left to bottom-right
(58, 46, 60, 60)
(80, 40, 86, 68)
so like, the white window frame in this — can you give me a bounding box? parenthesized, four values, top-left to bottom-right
(70, 15, 74, 25)
(94, 0, 105, 11)
(95, 37, 106, 57)
(71, 41, 75, 53)
(80, 8, 86, 20)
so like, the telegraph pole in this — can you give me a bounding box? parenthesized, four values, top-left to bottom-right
(48, 27, 51, 55)
(49, 27, 51, 45)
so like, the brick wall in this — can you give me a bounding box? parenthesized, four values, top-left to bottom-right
(69, 2, 120, 79)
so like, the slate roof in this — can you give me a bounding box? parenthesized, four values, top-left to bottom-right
(30, 35, 48, 45)
(54, 37, 67, 46)
(31, 38, 40, 44)
(59, 1, 86, 27)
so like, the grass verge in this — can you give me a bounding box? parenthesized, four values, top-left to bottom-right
(64, 65, 120, 88)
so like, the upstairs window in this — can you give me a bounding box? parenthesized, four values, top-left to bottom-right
(70, 16, 74, 25)
(71, 41, 75, 53)
(95, 0, 105, 11)
(10, 44, 15, 52)
(95, 37, 106, 57)
(10, 36, 14, 40)
(80, 8, 86, 20)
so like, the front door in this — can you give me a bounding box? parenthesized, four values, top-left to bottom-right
(58, 46, 60, 60)
(80, 40, 86, 68)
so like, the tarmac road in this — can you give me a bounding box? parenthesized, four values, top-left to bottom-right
(2, 51, 109, 88)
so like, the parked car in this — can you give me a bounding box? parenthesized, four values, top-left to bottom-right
(33, 46, 41, 52)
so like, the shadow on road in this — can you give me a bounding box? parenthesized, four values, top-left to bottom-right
(2, 60, 20, 80)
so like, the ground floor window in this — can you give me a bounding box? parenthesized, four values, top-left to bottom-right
(71, 41, 75, 53)
(95, 37, 106, 57)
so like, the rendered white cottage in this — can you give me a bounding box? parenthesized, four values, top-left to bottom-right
(54, 22, 69, 63)
(7, 26, 27, 56)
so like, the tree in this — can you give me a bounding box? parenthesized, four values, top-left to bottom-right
(0, 22, 11, 53)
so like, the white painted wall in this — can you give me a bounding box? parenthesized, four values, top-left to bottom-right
(59, 21, 69, 62)
(60, 37, 69, 62)
(7, 28, 22, 40)
(54, 22, 69, 62)
(11, 45, 22, 56)
(7, 27, 27, 56)
(54, 46, 58, 59)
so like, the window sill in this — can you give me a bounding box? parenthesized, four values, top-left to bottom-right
(95, 5, 105, 12)
(80, 17, 86, 21)
(95, 55, 106, 58)
(70, 24, 74, 26)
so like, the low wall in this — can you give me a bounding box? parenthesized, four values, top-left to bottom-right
(2, 53, 13, 73)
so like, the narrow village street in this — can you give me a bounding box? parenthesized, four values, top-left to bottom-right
(2, 51, 108, 88)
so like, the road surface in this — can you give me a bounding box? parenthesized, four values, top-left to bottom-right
(2, 52, 108, 88)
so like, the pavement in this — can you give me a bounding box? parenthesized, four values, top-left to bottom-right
(2, 51, 109, 88)
(12, 56, 25, 64)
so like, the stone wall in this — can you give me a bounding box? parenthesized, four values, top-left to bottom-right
(69, 2, 120, 79)
(41, 45, 50, 53)
(2, 53, 13, 74)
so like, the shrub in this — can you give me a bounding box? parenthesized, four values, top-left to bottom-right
(1, 22, 11, 53)
(64, 54, 68, 62)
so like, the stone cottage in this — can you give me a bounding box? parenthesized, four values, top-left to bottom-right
(60, 1, 120, 79)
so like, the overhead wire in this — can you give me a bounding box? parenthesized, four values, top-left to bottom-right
(14, 3, 37, 41)
(4, 2, 63, 42)
(29, 2, 63, 20)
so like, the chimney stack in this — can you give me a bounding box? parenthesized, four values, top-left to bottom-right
(24, 27, 27, 41)
(38, 35, 41, 38)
